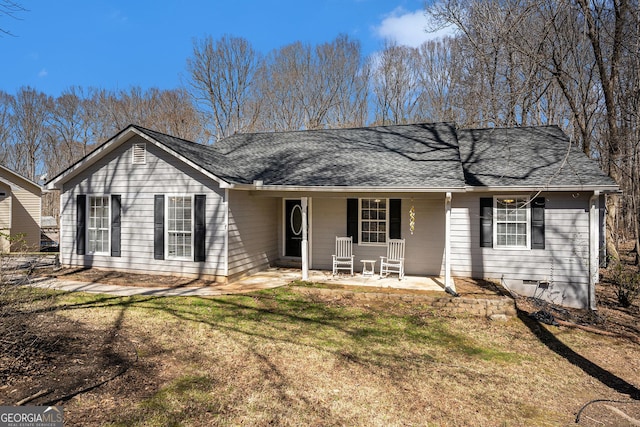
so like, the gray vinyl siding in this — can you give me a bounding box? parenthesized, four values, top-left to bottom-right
(60, 136, 227, 279)
(310, 196, 446, 275)
(11, 185, 41, 251)
(227, 191, 279, 278)
(450, 192, 591, 308)
(0, 169, 41, 252)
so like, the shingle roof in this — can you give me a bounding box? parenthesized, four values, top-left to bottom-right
(132, 126, 228, 171)
(210, 122, 466, 188)
(131, 123, 617, 191)
(457, 126, 617, 188)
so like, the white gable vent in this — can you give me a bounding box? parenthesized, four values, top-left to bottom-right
(132, 143, 146, 165)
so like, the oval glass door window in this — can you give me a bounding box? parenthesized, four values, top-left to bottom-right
(290, 205, 303, 236)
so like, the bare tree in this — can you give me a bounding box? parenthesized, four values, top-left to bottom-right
(187, 35, 260, 141)
(0, 91, 13, 165)
(371, 42, 421, 125)
(413, 38, 462, 123)
(426, 0, 640, 260)
(10, 87, 52, 180)
(258, 43, 306, 132)
(48, 87, 94, 166)
(297, 35, 368, 129)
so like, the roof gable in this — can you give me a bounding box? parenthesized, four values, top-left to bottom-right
(46, 125, 230, 190)
(0, 165, 42, 195)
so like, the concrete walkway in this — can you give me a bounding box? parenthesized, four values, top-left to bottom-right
(18, 260, 446, 297)
(25, 269, 302, 297)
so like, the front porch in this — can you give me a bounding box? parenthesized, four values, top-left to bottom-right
(307, 270, 446, 292)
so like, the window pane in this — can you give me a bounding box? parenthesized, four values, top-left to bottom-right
(360, 198, 388, 244)
(168, 196, 193, 258)
(495, 197, 528, 248)
(88, 196, 109, 253)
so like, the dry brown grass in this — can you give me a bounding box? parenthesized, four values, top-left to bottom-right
(2, 283, 638, 426)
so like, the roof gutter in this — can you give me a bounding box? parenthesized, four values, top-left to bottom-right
(231, 182, 468, 193)
(227, 182, 619, 194)
(463, 185, 620, 193)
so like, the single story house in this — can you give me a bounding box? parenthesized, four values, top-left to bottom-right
(46, 123, 618, 309)
(0, 165, 42, 252)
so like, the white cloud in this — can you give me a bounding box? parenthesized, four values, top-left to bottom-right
(109, 9, 128, 24)
(38, 69, 48, 78)
(374, 8, 456, 47)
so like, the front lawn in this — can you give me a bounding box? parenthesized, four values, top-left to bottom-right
(1, 284, 638, 426)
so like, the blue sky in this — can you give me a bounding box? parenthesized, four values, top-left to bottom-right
(2, 0, 451, 97)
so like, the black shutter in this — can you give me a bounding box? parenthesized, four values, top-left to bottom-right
(531, 197, 545, 249)
(480, 197, 493, 248)
(111, 195, 121, 257)
(154, 195, 164, 260)
(76, 194, 86, 255)
(194, 194, 206, 262)
(346, 198, 358, 243)
(389, 199, 401, 239)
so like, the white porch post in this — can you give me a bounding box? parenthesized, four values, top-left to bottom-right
(445, 192, 454, 292)
(301, 197, 309, 281)
(589, 191, 600, 310)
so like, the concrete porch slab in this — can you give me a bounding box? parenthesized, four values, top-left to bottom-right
(307, 270, 446, 292)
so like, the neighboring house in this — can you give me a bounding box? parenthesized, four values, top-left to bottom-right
(0, 165, 42, 252)
(46, 123, 618, 309)
(40, 215, 60, 251)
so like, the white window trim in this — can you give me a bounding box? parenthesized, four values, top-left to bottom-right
(493, 195, 531, 250)
(358, 198, 388, 246)
(165, 194, 194, 260)
(86, 195, 110, 255)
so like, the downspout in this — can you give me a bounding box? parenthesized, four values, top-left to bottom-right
(224, 188, 229, 278)
(57, 188, 63, 267)
(589, 191, 600, 310)
(445, 192, 456, 294)
(301, 197, 309, 280)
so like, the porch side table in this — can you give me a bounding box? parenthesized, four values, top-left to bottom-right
(360, 259, 376, 277)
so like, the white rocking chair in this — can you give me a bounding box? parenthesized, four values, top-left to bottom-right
(380, 239, 405, 280)
(332, 236, 354, 275)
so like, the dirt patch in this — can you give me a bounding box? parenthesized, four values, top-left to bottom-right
(0, 298, 158, 409)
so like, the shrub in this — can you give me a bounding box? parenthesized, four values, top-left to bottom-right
(610, 260, 640, 308)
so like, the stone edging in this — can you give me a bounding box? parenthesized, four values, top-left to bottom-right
(291, 286, 517, 319)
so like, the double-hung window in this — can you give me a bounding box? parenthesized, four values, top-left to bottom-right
(167, 196, 193, 259)
(494, 196, 530, 248)
(360, 198, 387, 244)
(88, 196, 110, 254)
